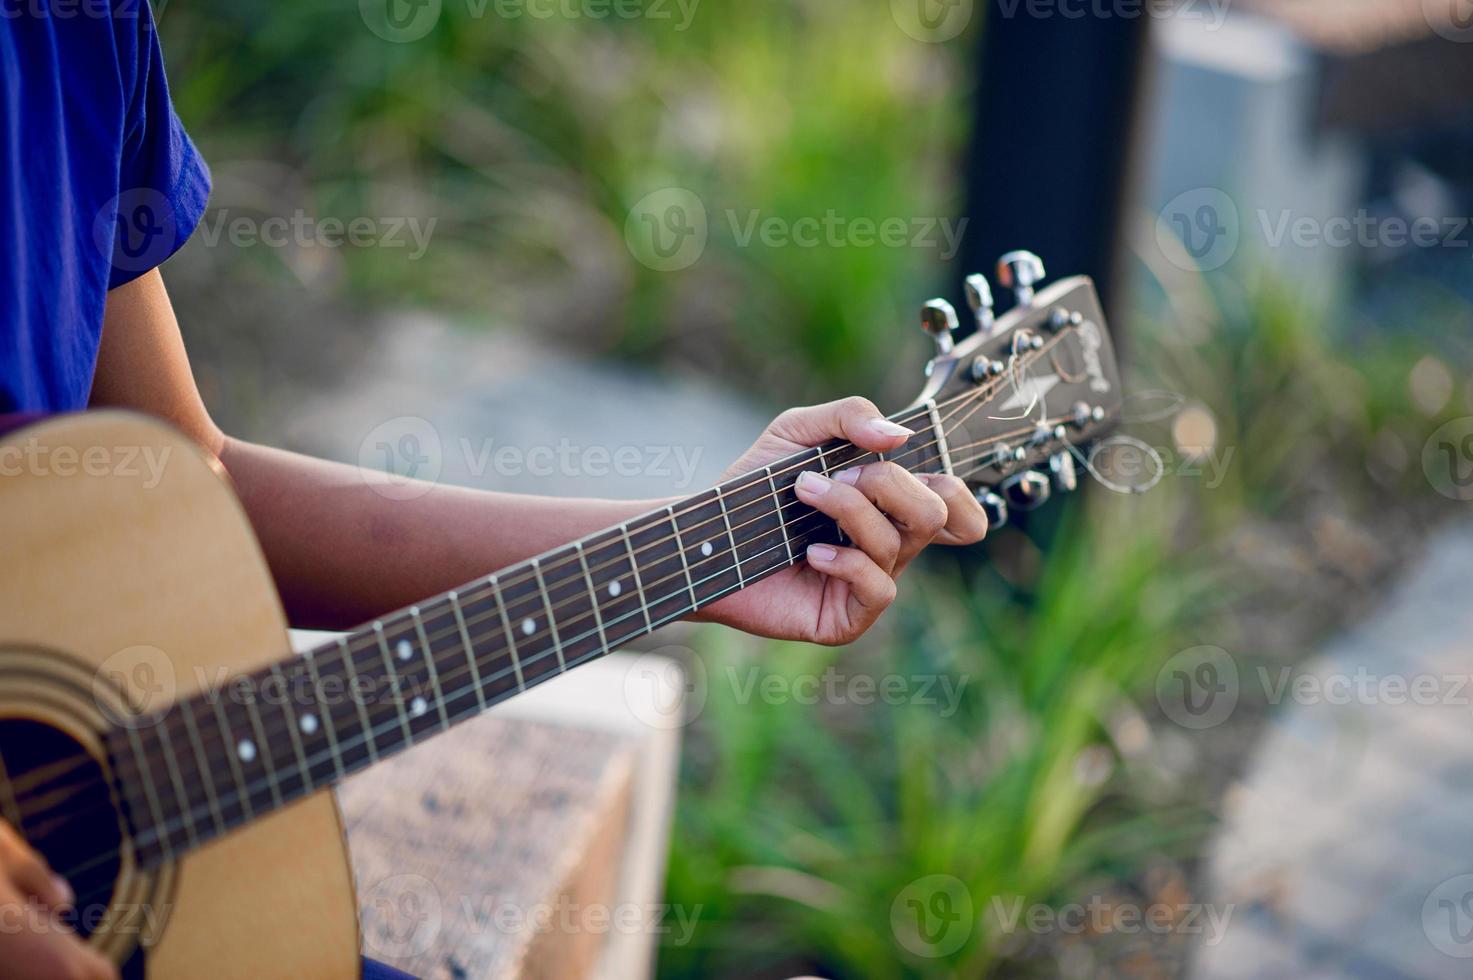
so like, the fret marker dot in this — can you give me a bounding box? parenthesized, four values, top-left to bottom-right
(522, 617, 536, 636)
(396, 639, 413, 661)
(411, 697, 427, 717)
(299, 713, 318, 735)
(608, 580, 622, 598)
(700, 541, 713, 557)
(237, 739, 256, 763)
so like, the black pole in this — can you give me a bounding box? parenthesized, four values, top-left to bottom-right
(955, 3, 1151, 325)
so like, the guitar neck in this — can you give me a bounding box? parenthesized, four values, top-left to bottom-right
(110, 404, 953, 867)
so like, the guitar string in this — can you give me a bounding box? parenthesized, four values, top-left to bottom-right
(28, 408, 1096, 883)
(17, 399, 1078, 869)
(11, 329, 1089, 848)
(38, 518, 903, 883)
(7, 325, 1081, 824)
(7, 333, 1079, 817)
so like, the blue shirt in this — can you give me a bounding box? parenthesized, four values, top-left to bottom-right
(0, 0, 210, 413)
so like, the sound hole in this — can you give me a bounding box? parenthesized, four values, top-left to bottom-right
(0, 718, 122, 938)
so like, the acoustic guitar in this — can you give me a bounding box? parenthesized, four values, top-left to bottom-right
(0, 256, 1121, 977)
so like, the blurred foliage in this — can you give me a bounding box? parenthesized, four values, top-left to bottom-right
(151, 3, 1473, 976)
(657, 272, 1473, 977)
(158, 0, 968, 403)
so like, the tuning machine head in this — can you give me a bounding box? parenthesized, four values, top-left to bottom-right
(920, 298, 959, 357)
(997, 250, 1045, 308)
(963, 274, 995, 336)
(1000, 470, 1052, 512)
(975, 489, 1008, 530)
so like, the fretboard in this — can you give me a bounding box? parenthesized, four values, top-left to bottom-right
(108, 406, 953, 867)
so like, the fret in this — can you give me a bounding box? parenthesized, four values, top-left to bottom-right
(237, 682, 285, 811)
(156, 714, 205, 850)
(339, 637, 381, 767)
(725, 469, 795, 584)
(626, 508, 692, 626)
(666, 503, 700, 608)
(175, 699, 227, 837)
(924, 399, 954, 475)
(207, 693, 257, 825)
(268, 662, 314, 798)
(532, 559, 567, 671)
(124, 722, 175, 862)
(373, 622, 416, 748)
(300, 646, 347, 784)
(410, 606, 453, 730)
(491, 581, 528, 695)
(451, 579, 524, 704)
(575, 542, 610, 653)
(586, 526, 653, 647)
(673, 489, 742, 604)
(533, 549, 604, 671)
(818, 439, 871, 474)
(885, 408, 946, 475)
(496, 567, 562, 688)
(765, 466, 795, 563)
(621, 524, 654, 632)
(716, 493, 746, 589)
(446, 590, 488, 714)
(377, 619, 441, 744)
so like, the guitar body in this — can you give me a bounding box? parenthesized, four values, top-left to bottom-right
(0, 413, 359, 977)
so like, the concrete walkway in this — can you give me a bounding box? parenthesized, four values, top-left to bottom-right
(281, 313, 768, 502)
(1193, 522, 1473, 979)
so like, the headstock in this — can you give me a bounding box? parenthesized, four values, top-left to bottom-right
(905, 253, 1123, 528)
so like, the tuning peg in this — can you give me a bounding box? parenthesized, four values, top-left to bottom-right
(919, 298, 959, 356)
(963, 274, 995, 335)
(997, 250, 1045, 308)
(1048, 452, 1078, 493)
(1000, 470, 1051, 511)
(976, 489, 1008, 530)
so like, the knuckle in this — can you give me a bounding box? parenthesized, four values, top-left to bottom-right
(839, 395, 879, 418)
(876, 576, 899, 606)
(921, 496, 948, 535)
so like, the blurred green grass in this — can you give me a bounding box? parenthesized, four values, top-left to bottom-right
(160, 0, 967, 403)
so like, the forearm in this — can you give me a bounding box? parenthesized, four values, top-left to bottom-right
(218, 437, 663, 630)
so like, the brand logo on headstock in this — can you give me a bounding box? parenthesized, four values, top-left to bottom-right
(1077, 320, 1111, 394)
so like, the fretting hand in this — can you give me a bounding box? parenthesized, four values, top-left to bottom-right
(699, 397, 988, 645)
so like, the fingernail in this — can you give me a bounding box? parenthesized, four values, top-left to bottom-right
(834, 467, 861, 485)
(868, 419, 913, 439)
(807, 543, 838, 563)
(50, 874, 73, 906)
(797, 471, 830, 494)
